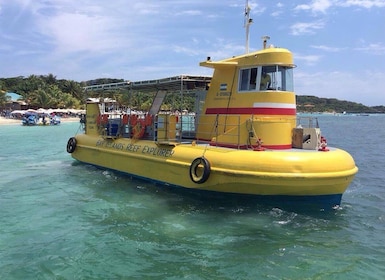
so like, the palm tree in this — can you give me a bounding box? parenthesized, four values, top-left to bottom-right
(43, 73, 57, 85)
(62, 80, 84, 100)
(0, 88, 9, 108)
(29, 87, 54, 108)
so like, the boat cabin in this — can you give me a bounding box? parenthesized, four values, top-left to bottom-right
(83, 43, 321, 151)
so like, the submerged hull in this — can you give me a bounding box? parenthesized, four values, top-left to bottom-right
(70, 134, 358, 207)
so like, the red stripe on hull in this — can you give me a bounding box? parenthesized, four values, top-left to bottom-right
(262, 144, 292, 149)
(205, 107, 296, 115)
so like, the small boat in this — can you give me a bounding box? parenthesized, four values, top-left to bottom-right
(67, 7, 357, 208)
(22, 112, 38, 126)
(50, 115, 61, 125)
(21, 113, 61, 126)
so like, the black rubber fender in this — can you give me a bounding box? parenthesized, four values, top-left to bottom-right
(189, 157, 211, 184)
(66, 137, 77, 153)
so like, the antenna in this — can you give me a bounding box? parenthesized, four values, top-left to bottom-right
(261, 35, 270, 49)
(244, 0, 253, 53)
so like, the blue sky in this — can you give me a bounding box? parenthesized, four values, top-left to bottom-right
(1, 0, 384, 106)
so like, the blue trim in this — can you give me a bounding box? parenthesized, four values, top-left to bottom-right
(75, 161, 343, 211)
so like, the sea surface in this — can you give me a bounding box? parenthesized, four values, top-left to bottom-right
(1, 115, 384, 279)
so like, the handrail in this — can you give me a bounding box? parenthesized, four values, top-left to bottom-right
(92, 111, 309, 149)
(297, 116, 319, 128)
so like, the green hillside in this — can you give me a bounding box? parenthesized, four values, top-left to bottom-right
(297, 95, 385, 114)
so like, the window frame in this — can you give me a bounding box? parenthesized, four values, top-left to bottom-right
(238, 65, 294, 92)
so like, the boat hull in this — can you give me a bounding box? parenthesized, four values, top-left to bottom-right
(70, 134, 357, 207)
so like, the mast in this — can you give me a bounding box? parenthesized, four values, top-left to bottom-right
(244, 0, 253, 53)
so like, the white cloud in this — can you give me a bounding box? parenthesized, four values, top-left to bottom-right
(294, 53, 322, 65)
(175, 10, 203, 16)
(173, 45, 202, 56)
(290, 20, 325, 35)
(294, 0, 385, 15)
(311, 45, 345, 52)
(36, 12, 119, 53)
(355, 43, 385, 54)
(271, 3, 284, 17)
(338, 0, 385, 8)
(294, 0, 333, 14)
(271, 10, 283, 17)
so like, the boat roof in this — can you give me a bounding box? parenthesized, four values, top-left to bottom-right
(84, 75, 211, 94)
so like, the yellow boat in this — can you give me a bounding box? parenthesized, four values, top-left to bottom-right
(67, 36, 358, 208)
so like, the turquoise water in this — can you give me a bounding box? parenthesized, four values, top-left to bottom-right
(1, 116, 384, 279)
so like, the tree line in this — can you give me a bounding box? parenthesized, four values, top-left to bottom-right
(1, 74, 384, 113)
(296, 95, 385, 114)
(0, 74, 83, 109)
(0, 74, 196, 112)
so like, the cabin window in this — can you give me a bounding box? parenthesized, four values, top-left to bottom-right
(264, 66, 294, 91)
(281, 67, 294, 91)
(239, 68, 258, 91)
(238, 66, 294, 92)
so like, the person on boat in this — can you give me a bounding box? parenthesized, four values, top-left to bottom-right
(260, 71, 271, 90)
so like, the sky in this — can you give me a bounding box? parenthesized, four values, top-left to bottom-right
(0, 0, 384, 106)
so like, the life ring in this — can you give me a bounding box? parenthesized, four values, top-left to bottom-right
(189, 157, 211, 184)
(66, 137, 77, 153)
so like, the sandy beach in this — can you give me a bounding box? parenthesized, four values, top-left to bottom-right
(0, 116, 80, 125)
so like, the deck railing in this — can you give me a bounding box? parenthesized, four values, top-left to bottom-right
(296, 116, 319, 128)
(91, 112, 319, 149)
